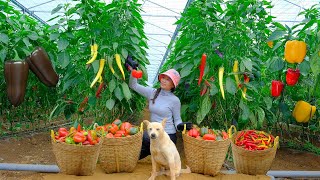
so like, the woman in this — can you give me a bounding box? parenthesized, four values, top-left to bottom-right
(129, 68, 192, 159)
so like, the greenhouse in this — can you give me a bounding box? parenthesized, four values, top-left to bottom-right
(0, 0, 319, 179)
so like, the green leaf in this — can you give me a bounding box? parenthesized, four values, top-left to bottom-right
(239, 100, 250, 120)
(58, 51, 70, 68)
(27, 32, 38, 40)
(49, 103, 66, 121)
(180, 63, 193, 78)
(267, 57, 284, 73)
(243, 58, 253, 71)
(109, 79, 116, 93)
(0, 48, 7, 62)
(88, 96, 96, 106)
(256, 107, 265, 129)
(121, 48, 128, 59)
(106, 99, 115, 110)
(130, 36, 139, 44)
(298, 60, 310, 76)
(209, 84, 218, 96)
(50, 33, 60, 41)
(268, 30, 286, 41)
(51, 4, 63, 15)
(48, 24, 60, 30)
(22, 37, 31, 47)
(64, 104, 76, 120)
(264, 97, 272, 110)
(115, 86, 124, 101)
(57, 38, 69, 51)
(121, 82, 132, 100)
(113, 42, 118, 51)
(310, 50, 320, 77)
(0, 33, 9, 44)
(131, 27, 141, 38)
(196, 95, 211, 125)
(226, 77, 237, 95)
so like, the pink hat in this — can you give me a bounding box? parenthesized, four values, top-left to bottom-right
(158, 69, 181, 88)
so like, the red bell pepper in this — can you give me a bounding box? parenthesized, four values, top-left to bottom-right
(188, 128, 200, 138)
(132, 69, 143, 79)
(73, 132, 86, 143)
(271, 80, 284, 97)
(198, 53, 207, 85)
(58, 128, 68, 137)
(203, 134, 216, 141)
(286, 68, 300, 86)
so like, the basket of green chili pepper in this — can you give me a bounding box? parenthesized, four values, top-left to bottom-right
(229, 125, 279, 175)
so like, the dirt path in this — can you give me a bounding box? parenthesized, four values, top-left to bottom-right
(0, 131, 319, 179)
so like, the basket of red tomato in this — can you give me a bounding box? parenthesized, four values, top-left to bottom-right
(182, 126, 231, 176)
(230, 125, 279, 175)
(50, 125, 102, 176)
(95, 119, 143, 173)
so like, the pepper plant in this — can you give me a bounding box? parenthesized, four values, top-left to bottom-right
(163, 0, 275, 130)
(49, 0, 149, 125)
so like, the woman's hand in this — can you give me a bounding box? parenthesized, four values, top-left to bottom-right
(177, 122, 193, 131)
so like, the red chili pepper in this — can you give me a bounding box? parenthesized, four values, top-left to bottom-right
(87, 130, 97, 145)
(78, 96, 89, 112)
(198, 53, 207, 86)
(271, 80, 284, 97)
(58, 128, 68, 137)
(244, 74, 250, 83)
(286, 68, 300, 86)
(73, 132, 86, 143)
(95, 82, 105, 98)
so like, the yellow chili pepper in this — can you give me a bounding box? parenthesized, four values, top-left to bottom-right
(115, 54, 125, 80)
(86, 43, 98, 65)
(233, 60, 240, 88)
(284, 40, 307, 64)
(107, 56, 115, 74)
(98, 75, 103, 83)
(219, 67, 225, 100)
(90, 59, 105, 88)
(50, 130, 56, 142)
(292, 100, 316, 123)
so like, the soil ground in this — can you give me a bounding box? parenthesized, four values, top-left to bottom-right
(0, 108, 319, 179)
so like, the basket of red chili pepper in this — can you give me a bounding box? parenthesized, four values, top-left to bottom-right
(50, 125, 102, 176)
(96, 119, 143, 173)
(230, 125, 279, 175)
(182, 125, 231, 176)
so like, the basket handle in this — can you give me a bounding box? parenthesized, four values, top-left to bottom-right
(182, 124, 187, 135)
(274, 136, 279, 149)
(228, 125, 237, 139)
(140, 122, 144, 132)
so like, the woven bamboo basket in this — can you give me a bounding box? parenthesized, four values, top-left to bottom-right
(230, 126, 279, 175)
(52, 140, 102, 176)
(182, 126, 231, 176)
(98, 123, 143, 173)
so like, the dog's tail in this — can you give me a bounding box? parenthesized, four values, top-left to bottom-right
(180, 165, 191, 174)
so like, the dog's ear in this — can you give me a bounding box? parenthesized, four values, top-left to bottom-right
(143, 120, 150, 127)
(161, 118, 167, 128)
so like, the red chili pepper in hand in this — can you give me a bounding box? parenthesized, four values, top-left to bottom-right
(271, 80, 284, 97)
(198, 53, 207, 85)
(95, 82, 105, 98)
(286, 68, 300, 86)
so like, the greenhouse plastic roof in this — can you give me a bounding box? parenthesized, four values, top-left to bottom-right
(9, 0, 320, 85)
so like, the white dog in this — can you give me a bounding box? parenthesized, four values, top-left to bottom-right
(143, 119, 190, 180)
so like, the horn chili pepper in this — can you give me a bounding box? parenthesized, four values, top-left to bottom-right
(107, 56, 115, 74)
(90, 59, 105, 88)
(95, 82, 105, 98)
(198, 53, 207, 85)
(86, 43, 98, 65)
(233, 60, 240, 88)
(219, 67, 225, 99)
(115, 54, 125, 80)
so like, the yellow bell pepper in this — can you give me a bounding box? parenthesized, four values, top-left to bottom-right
(284, 40, 307, 64)
(292, 100, 316, 123)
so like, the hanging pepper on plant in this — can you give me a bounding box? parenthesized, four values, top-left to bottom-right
(284, 40, 307, 64)
(86, 42, 98, 65)
(286, 68, 300, 86)
(198, 53, 207, 85)
(292, 100, 316, 123)
(78, 96, 89, 113)
(95, 82, 105, 98)
(271, 80, 284, 97)
(241, 74, 250, 99)
(115, 54, 125, 80)
(107, 56, 115, 74)
(219, 67, 225, 100)
(90, 59, 105, 88)
(233, 60, 240, 88)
